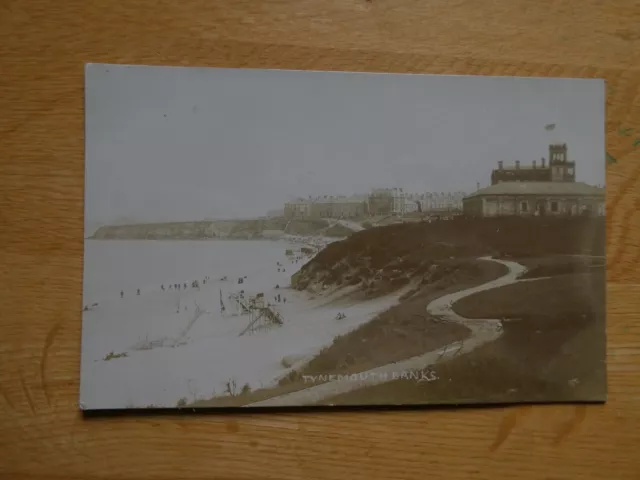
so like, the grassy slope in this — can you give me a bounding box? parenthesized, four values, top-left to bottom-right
(292, 217, 605, 294)
(193, 217, 605, 407)
(192, 259, 507, 407)
(324, 223, 355, 238)
(287, 260, 506, 383)
(517, 255, 605, 279)
(321, 270, 606, 406)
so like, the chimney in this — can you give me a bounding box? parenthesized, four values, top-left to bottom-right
(498, 161, 503, 170)
(533, 160, 537, 169)
(515, 161, 520, 170)
(541, 157, 546, 168)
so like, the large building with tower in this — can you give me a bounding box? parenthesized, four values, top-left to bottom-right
(491, 143, 576, 184)
(464, 143, 604, 218)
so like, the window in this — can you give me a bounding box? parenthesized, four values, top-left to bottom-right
(551, 201, 559, 212)
(520, 202, 528, 212)
(568, 168, 574, 175)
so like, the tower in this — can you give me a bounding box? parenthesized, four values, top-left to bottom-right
(548, 143, 575, 182)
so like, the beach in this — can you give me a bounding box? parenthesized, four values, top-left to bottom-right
(79, 237, 402, 409)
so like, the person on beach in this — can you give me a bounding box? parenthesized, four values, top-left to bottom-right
(161, 285, 165, 291)
(184, 283, 187, 289)
(120, 290, 124, 298)
(283, 297, 287, 304)
(137, 289, 140, 296)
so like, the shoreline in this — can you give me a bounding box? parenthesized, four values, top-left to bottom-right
(79, 235, 392, 409)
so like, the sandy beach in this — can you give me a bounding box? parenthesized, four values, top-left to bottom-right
(79, 236, 402, 409)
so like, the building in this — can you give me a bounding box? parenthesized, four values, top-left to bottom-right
(284, 199, 311, 219)
(391, 188, 406, 215)
(367, 188, 406, 216)
(285, 195, 368, 219)
(331, 196, 369, 218)
(368, 188, 394, 216)
(421, 191, 465, 212)
(404, 197, 420, 214)
(462, 181, 605, 217)
(309, 196, 368, 218)
(491, 144, 576, 185)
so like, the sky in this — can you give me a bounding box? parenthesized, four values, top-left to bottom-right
(84, 64, 605, 234)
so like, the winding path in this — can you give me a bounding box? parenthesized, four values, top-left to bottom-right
(247, 257, 527, 407)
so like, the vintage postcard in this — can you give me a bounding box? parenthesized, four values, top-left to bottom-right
(81, 64, 606, 410)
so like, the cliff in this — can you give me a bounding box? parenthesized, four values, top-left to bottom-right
(90, 217, 335, 240)
(291, 216, 605, 297)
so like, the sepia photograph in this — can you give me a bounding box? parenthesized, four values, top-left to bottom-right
(80, 64, 606, 410)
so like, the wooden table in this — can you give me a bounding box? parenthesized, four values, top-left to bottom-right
(1, 1, 639, 478)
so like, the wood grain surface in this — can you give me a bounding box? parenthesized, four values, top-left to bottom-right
(1, 1, 639, 478)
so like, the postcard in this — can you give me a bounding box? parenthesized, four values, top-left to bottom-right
(80, 64, 606, 410)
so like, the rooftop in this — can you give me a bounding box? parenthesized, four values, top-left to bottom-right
(465, 182, 605, 198)
(497, 165, 551, 171)
(313, 195, 367, 204)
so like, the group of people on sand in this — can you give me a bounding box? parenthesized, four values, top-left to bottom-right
(118, 275, 213, 299)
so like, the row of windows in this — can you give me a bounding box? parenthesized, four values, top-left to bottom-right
(520, 202, 559, 212)
(553, 167, 574, 175)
